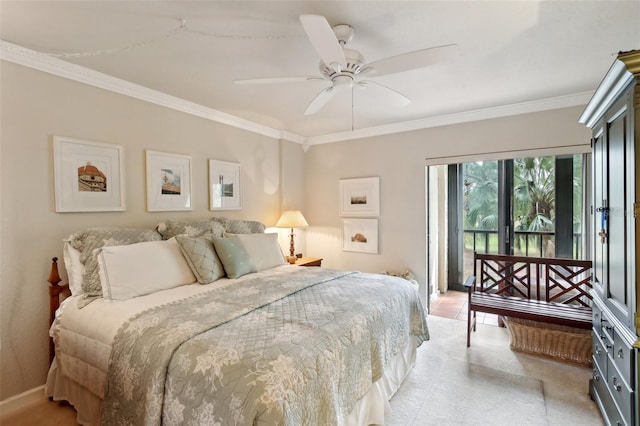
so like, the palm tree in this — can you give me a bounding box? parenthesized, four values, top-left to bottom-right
(462, 161, 498, 254)
(463, 161, 498, 230)
(513, 156, 555, 253)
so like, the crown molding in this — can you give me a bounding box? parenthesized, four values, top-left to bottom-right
(579, 51, 638, 128)
(2, 40, 591, 147)
(0, 40, 306, 144)
(306, 91, 594, 145)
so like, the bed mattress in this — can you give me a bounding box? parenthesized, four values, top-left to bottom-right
(47, 265, 427, 425)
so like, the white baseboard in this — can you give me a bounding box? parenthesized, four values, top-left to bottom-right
(0, 385, 46, 418)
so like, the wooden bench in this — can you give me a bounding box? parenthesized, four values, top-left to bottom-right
(464, 253, 593, 363)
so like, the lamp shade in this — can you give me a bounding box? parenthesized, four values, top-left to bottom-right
(276, 210, 309, 228)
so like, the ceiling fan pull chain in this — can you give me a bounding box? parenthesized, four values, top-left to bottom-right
(351, 85, 354, 132)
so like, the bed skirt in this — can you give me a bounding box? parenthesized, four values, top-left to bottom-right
(46, 336, 418, 426)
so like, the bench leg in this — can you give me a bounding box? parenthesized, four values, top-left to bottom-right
(467, 313, 471, 347)
(467, 309, 476, 347)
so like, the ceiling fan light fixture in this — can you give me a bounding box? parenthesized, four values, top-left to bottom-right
(333, 75, 354, 87)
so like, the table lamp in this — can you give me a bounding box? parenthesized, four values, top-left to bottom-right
(276, 210, 309, 263)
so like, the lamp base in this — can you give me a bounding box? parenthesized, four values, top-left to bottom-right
(286, 256, 297, 264)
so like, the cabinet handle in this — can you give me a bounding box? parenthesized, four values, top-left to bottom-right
(595, 347, 602, 355)
(617, 348, 624, 359)
(593, 370, 600, 381)
(605, 343, 613, 350)
(612, 377, 622, 392)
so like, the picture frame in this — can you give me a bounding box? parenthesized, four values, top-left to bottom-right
(339, 177, 380, 217)
(53, 136, 125, 212)
(145, 150, 192, 212)
(342, 218, 379, 254)
(209, 159, 241, 210)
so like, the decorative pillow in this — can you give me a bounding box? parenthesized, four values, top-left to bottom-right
(62, 241, 84, 295)
(235, 233, 286, 271)
(223, 219, 266, 234)
(175, 233, 225, 284)
(156, 219, 225, 240)
(211, 237, 257, 279)
(67, 227, 162, 303)
(97, 238, 196, 300)
(210, 216, 230, 230)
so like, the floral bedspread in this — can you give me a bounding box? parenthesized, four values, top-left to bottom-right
(102, 267, 429, 426)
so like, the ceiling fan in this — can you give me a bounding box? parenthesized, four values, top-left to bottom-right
(234, 14, 459, 116)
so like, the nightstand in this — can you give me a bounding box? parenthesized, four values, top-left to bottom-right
(294, 257, 323, 267)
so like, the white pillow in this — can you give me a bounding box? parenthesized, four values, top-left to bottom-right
(63, 241, 84, 295)
(235, 233, 286, 272)
(97, 238, 196, 300)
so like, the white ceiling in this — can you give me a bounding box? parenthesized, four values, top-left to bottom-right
(1, 1, 639, 143)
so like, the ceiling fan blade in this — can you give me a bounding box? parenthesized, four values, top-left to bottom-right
(304, 86, 336, 115)
(299, 15, 346, 69)
(365, 44, 459, 77)
(358, 80, 412, 106)
(234, 76, 325, 85)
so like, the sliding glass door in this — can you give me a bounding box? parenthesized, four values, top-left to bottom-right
(447, 155, 585, 291)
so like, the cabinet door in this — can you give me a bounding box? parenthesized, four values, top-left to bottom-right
(605, 101, 634, 329)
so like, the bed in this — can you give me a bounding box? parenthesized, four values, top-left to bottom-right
(45, 218, 429, 426)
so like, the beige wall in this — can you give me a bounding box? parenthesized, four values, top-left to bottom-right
(303, 106, 591, 303)
(0, 59, 592, 402)
(0, 61, 305, 400)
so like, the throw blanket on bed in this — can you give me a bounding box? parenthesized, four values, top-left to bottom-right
(103, 267, 429, 426)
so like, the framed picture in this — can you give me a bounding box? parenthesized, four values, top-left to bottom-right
(145, 150, 192, 211)
(342, 219, 379, 254)
(209, 159, 241, 210)
(53, 136, 125, 212)
(339, 177, 380, 217)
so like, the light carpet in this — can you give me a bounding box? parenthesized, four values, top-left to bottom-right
(385, 315, 603, 426)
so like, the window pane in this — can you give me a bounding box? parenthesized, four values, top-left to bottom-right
(462, 161, 498, 279)
(513, 156, 555, 257)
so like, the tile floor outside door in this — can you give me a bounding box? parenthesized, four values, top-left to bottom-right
(429, 290, 500, 326)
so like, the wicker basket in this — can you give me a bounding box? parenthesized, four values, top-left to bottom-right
(504, 317, 592, 367)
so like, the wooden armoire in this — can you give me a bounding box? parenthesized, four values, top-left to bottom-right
(579, 50, 639, 426)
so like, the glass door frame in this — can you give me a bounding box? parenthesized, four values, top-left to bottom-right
(447, 156, 582, 290)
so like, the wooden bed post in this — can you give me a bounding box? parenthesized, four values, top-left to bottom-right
(48, 257, 69, 365)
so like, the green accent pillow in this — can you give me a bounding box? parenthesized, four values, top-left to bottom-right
(235, 233, 285, 271)
(212, 237, 257, 279)
(175, 234, 225, 284)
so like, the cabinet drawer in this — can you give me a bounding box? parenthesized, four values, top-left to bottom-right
(611, 329, 634, 382)
(592, 332, 608, 375)
(607, 356, 634, 425)
(591, 362, 626, 426)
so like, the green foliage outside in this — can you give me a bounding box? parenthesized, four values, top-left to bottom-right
(462, 155, 583, 257)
